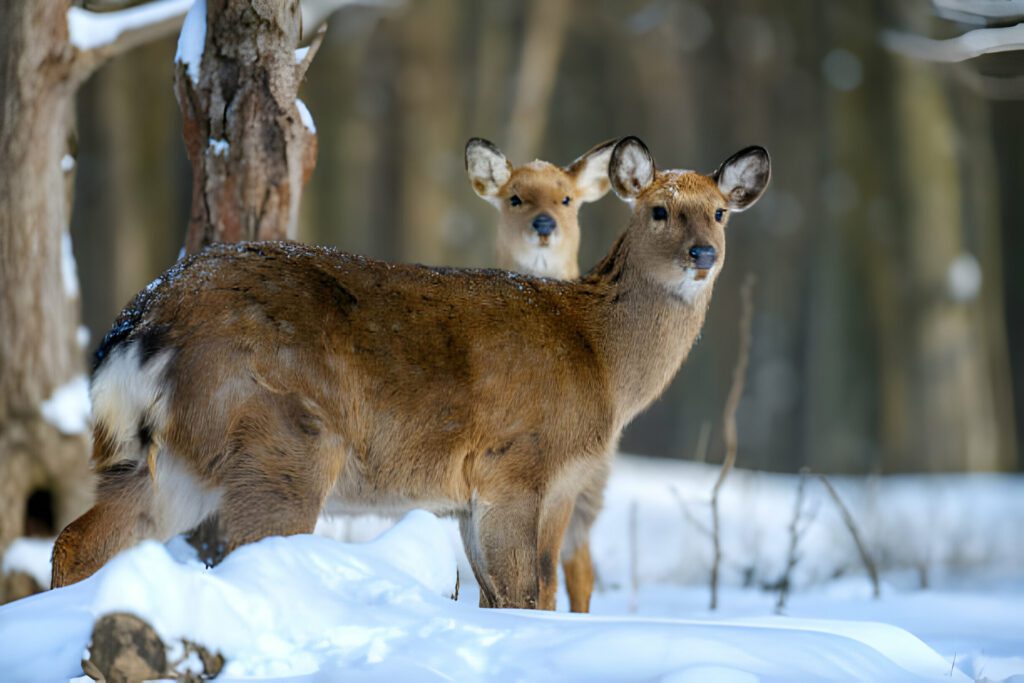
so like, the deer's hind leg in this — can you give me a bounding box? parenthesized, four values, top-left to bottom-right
(52, 465, 155, 588)
(214, 395, 342, 556)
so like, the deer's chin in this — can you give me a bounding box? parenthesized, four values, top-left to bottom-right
(671, 266, 716, 303)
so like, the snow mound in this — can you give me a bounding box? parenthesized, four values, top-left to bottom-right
(1, 511, 964, 682)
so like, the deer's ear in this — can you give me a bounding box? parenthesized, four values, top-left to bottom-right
(609, 136, 655, 201)
(566, 138, 616, 204)
(466, 138, 512, 199)
(714, 146, 770, 212)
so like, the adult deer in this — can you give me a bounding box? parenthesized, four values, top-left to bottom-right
(52, 137, 770, 613)
(465, 137, 615, 279)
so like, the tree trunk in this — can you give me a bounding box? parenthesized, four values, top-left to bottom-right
(0, 0, 93, 594)
(174, 0, 318, 254)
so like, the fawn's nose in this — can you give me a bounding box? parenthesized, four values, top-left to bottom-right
(532, 213, 557, 237)
(688, 245, 717, 269)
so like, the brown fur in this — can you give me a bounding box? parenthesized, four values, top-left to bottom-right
(52, 138, 770, 612)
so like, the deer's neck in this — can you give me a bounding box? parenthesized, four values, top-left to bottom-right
(582, 233, 715, 429)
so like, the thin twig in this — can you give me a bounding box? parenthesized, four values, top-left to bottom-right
(296, 23, 327, 79)
(775, 468, 810, 613)
(669, 485, 711, 537)
(694, 420, 712, 464)
(628, 499, 639, 613)
(815, 473, 881, 598)
(709, 274, 756, 610)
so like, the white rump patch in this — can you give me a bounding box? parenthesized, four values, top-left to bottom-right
(91, 344, 173, 452)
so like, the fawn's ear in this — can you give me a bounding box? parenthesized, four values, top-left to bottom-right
(566, 138, 616, 204)
(466, 138, 512, 199)
(609, 136, 655, 201)
(714, 146, 770, 212)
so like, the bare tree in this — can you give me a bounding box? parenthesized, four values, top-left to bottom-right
(174, 0, 322, 254)
(0, 0, 187, 597)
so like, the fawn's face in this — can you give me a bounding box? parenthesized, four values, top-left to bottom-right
(466, 138, 616, 278)
(609, 137, 770, 302)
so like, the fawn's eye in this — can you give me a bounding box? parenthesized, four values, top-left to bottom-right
(652, 206, 668, 221)
(509, 195, 522, 207)
(562, 196, 571, 206)
(715, 208, 725, 222)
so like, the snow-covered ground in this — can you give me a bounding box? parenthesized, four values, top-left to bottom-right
(2, 456, 1021, 682)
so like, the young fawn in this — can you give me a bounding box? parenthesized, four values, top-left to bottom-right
(465, 138, 616, 279)
(51, 137, 770, 613)
(466, 136, 615, 611)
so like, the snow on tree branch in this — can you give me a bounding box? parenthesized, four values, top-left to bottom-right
(67, 0, 193, 80)
(175, 0, 206, 84)
(931, 0, 1024, 25)
(883, 22, 1024, 62)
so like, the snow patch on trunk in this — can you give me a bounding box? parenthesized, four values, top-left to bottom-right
(296, 99, 316, 133)
(175, 0, 207, 84)
(1, 538, 52, 590)
(68, 0, 193, 51)
(41, 375, 91, 435)
(61, 232, 79, 299)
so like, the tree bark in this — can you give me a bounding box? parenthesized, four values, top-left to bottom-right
(0, 1, 93, 579)
(174, 0, 318, 254)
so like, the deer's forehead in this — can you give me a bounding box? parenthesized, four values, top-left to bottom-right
(641, 171, 724, 207)
(509, 163, 573, 194)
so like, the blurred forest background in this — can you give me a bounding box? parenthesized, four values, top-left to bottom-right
(64, 0, 1024, 474)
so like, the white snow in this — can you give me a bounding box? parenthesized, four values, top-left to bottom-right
(60, 154, 75, 173)
(175, 0, 206, 85)
(1, 538, 52, 590)
(207, 138, 229, 157)
(296, 99, 316, 133)
(60, 232, 79, 299)
(40, 375, 90, 436)
(67, 0, 193, 51)
(294, 46, 310, 64)
(3, 457, 1021, 681)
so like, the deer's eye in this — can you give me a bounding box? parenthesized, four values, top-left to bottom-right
(562, 196, 571, 206)
(509, 195, 522, 207)
(715, 208, 725, 222)
(652, 206, 668, 221)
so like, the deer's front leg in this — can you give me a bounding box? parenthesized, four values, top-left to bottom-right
(538, 497, 574, 610)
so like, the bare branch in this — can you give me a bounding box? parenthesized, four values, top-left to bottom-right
(774, 468, 810, 614)
(709, 273, 756, 610)
(628, 499, 639, 614)
(882, 22, 1024, 62)
(669, 485, 711, 538)
(506, 0, 574, 162)
(815, 473, 881, 598)
(69, 0, 191, 82)
(693, 420, 712, 464)
(296, 23, 327, 80)
(300, 0, 402, 40)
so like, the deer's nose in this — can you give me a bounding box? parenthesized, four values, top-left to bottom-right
(532, 213, 557, 237)
(688, 245, 717, 269)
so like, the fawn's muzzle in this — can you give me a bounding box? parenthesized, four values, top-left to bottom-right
(688, 245, 717, 270)
(532, 213, 557, 237)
